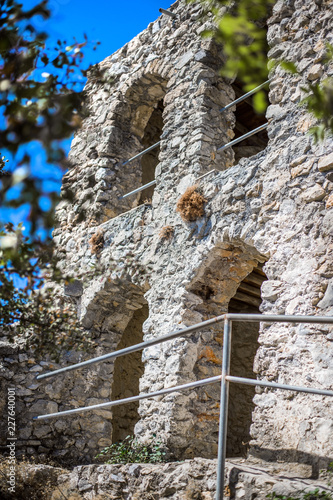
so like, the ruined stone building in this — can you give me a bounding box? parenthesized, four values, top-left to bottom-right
(1, 0, 333, 496)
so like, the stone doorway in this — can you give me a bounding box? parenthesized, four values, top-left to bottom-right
(78, 278, 149, 453)
(183, 244, 267, 459)
(111, 304, 149, 443)
(227, 264, 267, 457)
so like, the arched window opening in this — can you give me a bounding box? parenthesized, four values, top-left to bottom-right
(185, 246, 268, 460)
(227, 263, 267, 457)
(138, 99, 164, 205)
(232, 80, 269, 164)
(111, 304, 149, 443)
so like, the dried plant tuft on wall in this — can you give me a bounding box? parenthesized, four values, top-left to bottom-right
(89, 230, 104, 255)
(159, 225, 174, 240)
(176, 186, 207, 222)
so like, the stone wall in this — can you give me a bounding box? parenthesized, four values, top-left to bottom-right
(0, 334, 115, 464)
(2, 0, 333, 472)
(5, 458, 332, 500)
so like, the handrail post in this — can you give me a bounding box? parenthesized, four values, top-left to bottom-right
(216, 318, 232, 500)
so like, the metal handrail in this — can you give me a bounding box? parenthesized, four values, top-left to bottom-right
(219, 79, 270, 113)
(36, 312, 229, 380)
(226, 375, 333, 397)
(35, 313, 332, 381)
(120, 80, 270, 197)
(216, 315, 333, 500)
(122, 141, 161, 166)
(217, 123, 268, 152)
(120, 180, 156, 200)
(33, 375, 222, 420)
(34, 313, 333, 500)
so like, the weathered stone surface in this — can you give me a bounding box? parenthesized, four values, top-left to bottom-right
(318, 152, 333, 172)
(307, 63, 323, 81)
(318, 281, 333, 310)
(1, 0, 333, 483)
(13, 459, 332, 500)
(300, 183, 326, 202)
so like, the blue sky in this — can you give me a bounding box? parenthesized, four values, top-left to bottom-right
(30, 0, 173, 66)
(1, 1, 174, 233)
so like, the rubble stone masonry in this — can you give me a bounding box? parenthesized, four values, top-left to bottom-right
(1, 0, 333, 475)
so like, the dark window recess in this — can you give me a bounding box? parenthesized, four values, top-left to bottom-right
(139, 100, 164, 204)
(111, 304, 148, 443)
(227, 263, 267, 458)
(232, 80, 268, 164)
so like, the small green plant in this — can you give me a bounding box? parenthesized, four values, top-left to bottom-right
(328, 461, 333, 487)
(320, 461, 333, 490)
(267, 462, 333, 500)
(95, 435, 167, 464)
(267, 488, 333, 500)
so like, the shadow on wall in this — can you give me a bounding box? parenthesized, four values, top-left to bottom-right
(138, 99, 164, 205)
(185, 243, 268, 460)
(227, 264, 267, 457)
(250, 446, 333, 479)
(231, 79, 269, 164)
(111, 304, 149, 443)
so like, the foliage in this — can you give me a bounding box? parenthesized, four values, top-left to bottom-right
(300, 46, 333, 143)
(302, 79, 333, 143)
(268, 490, 333, 500)
(0, 0, 102, 356)
(95, 435, 167, 465)
(195, 0, 274, 112)
(193, 0, 333, 140)
(176, 186, 207, 222)
(0, 223, 97, 360)
(0, 0, 98, 235)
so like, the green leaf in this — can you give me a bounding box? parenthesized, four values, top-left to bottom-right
(280, 61, 298, 74)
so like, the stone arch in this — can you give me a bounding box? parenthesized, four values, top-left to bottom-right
(111, 303, 149, 442)
(180, 241, 268, 459)
(79, 277, 149, 446)
(97, 71, 169, 220)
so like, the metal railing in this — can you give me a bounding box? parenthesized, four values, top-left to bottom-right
(122, 141, 161, 167)
(219, 79, 270, 113)
(34, 313, 333, 500)
(217, 123, 268, 152)
(119, 80, 270, 199)
(121, 180, 156, 199)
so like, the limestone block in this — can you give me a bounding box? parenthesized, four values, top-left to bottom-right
(261, 280, 283, 302)
(326, 194, 333, 209)
(29, 400, 58, 415)
(175, 51, 194, 69)
(64, 279, 83, 297)
(300, 184, 325, 202)
(318, 152, 333, 172)
(34, 425, 52, 439)
(322, 209, 333, 236)
(291, 158, 313, 178)
(318, 281, 333, 309)
(307, 63, 323, 81)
